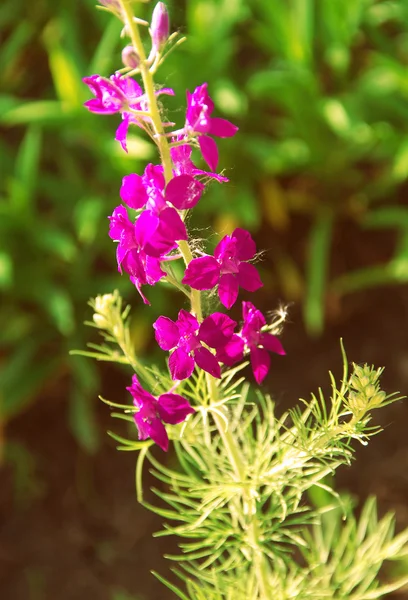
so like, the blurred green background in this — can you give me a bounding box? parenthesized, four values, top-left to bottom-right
(1, 0, 408, 598)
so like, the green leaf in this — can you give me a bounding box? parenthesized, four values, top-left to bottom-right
(42, 19, 87, 108)
(0, 252, 13, 290)
(0, 100, 70, 125)
(11, 125, 42, 212)
(46, 288, 75, 336)
(151, 571, 190, 600)
(69, 390, 99, 453)
(74, 197, 105, 245)
(304, 209, 334, 335)
(88, 18, 122, 74)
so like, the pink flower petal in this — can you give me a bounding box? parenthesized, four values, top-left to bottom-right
(135, 210, 160, 249)
(143, 163, 166, 195)
(176, 309, 199, 335)
(232, 228, 257, 260)
(157, 87, 175, 97)
(156, 206, 188, 244)
(121, 248, 147, 285)
(242, 301, 266, 329)
(208, 117, 238, 138)
(182, 256, 220, 290)
(194, 347, 221, 378)
(116, 244, 127, 272)
(127, 374, 155, 406)
(169, 347, 195, 380)
(213, 235, 231, 261)
(165, 174, 204, 210)
(158, 393, 195, 425)
(198, 135, 219, 171)
(199, 312, 236, 348)
(144, 256, 166, 285)
(153, 316, 180, 350)
(108, 204, 132, 241)
(136, 414, 169, 451)
(260, 333, 285, 355)
(250, 347, 270, 384)
(148, 417, 169, 451)
(218, 273, 239, 309)
(134, 412, 150, 441)
(237, 262, 263, 292)
(136, 209, 183, 257)
(216, 334, 244, 367)
(115, 116, 130, 152)
(120, 174, 148, 209)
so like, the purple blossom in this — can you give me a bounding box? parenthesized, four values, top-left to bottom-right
(217, 302, 285, 384)
(182, 228, 263, 309)
(150, 2, 170, 51)
(127, 374, 195, 451)
(120, 163, 203, 256)
(153, 310, 236, 380)
(184, 83, 238, 170)
(121, 45, 140, 69)
(170, 140, 228, 183)
(83, 73, 174, 151)
(108, 205, 166, 304)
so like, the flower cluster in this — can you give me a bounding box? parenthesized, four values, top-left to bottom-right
(84, 1, 285, 450)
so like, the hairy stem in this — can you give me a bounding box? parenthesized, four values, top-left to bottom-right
(119, 0, 173, 183)
(116, 3, 269, 594)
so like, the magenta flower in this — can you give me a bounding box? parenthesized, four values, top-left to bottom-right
(153, 310, 236, 380)
(120, 163, 203, 257)
(217, 302, 285, 384)
(170, 140, 228, 183)
(150, 2, 170, 52)
(108, 205, 166, 304)
(127, 374, 195, 451)
(182, 228, 263, 309)
(184, 83, 238, 170)
(83, 73, 174, 151)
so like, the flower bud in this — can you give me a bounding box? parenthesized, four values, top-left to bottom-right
(364, 384, 377, 399)
(150, 2, 170, 51)
(93, 313, 109, 329)
(98, 0, 123, 18)
(94, 293, 115, 316)
(121, 45, 140, 69)
(368, 391, 386, 408)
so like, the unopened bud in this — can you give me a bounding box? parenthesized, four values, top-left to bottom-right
(122, 45, 140, 69)
(98, 0, 123, 18)
(348, 392, 364, 414)
(364, 384, 377, 399)
(368, 391, 386, 408)
(93, 313, 109, 329)
(94, 293, 115, 316)
(151, 2, 169, 51)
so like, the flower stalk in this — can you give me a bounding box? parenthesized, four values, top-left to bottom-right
(77, 2, 408, 598)
(118, 0, 173, 182)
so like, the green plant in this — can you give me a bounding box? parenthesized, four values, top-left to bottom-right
(73, 1, 408, 596)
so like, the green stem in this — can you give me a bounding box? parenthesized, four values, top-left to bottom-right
(119, 0, 173, 182)
(117, 328, 157, 389)
(116, 4, 269, 594)
(212, 413, 270, 598)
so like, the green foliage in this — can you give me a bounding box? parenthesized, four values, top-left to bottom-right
(0, 0, 145, 447)
(76, 292, 408, 598)
(2, 0, 408, 445)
